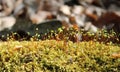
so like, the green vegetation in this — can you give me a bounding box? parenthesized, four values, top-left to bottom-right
(0, 27, 120, 71)
(0, 40, 120, 72)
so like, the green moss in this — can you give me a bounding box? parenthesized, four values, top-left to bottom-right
(0, 40, 120, 71)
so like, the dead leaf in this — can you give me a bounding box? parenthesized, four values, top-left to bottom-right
(112, 53, 120, 58)
(14, 45, 23, 51)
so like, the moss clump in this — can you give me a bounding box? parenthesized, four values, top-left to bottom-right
(0, 40, 120, 71)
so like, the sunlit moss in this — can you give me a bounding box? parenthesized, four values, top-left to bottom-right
(0, 40, 120, 71)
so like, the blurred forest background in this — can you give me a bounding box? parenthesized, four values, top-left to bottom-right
(0, 0, 120, 41)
